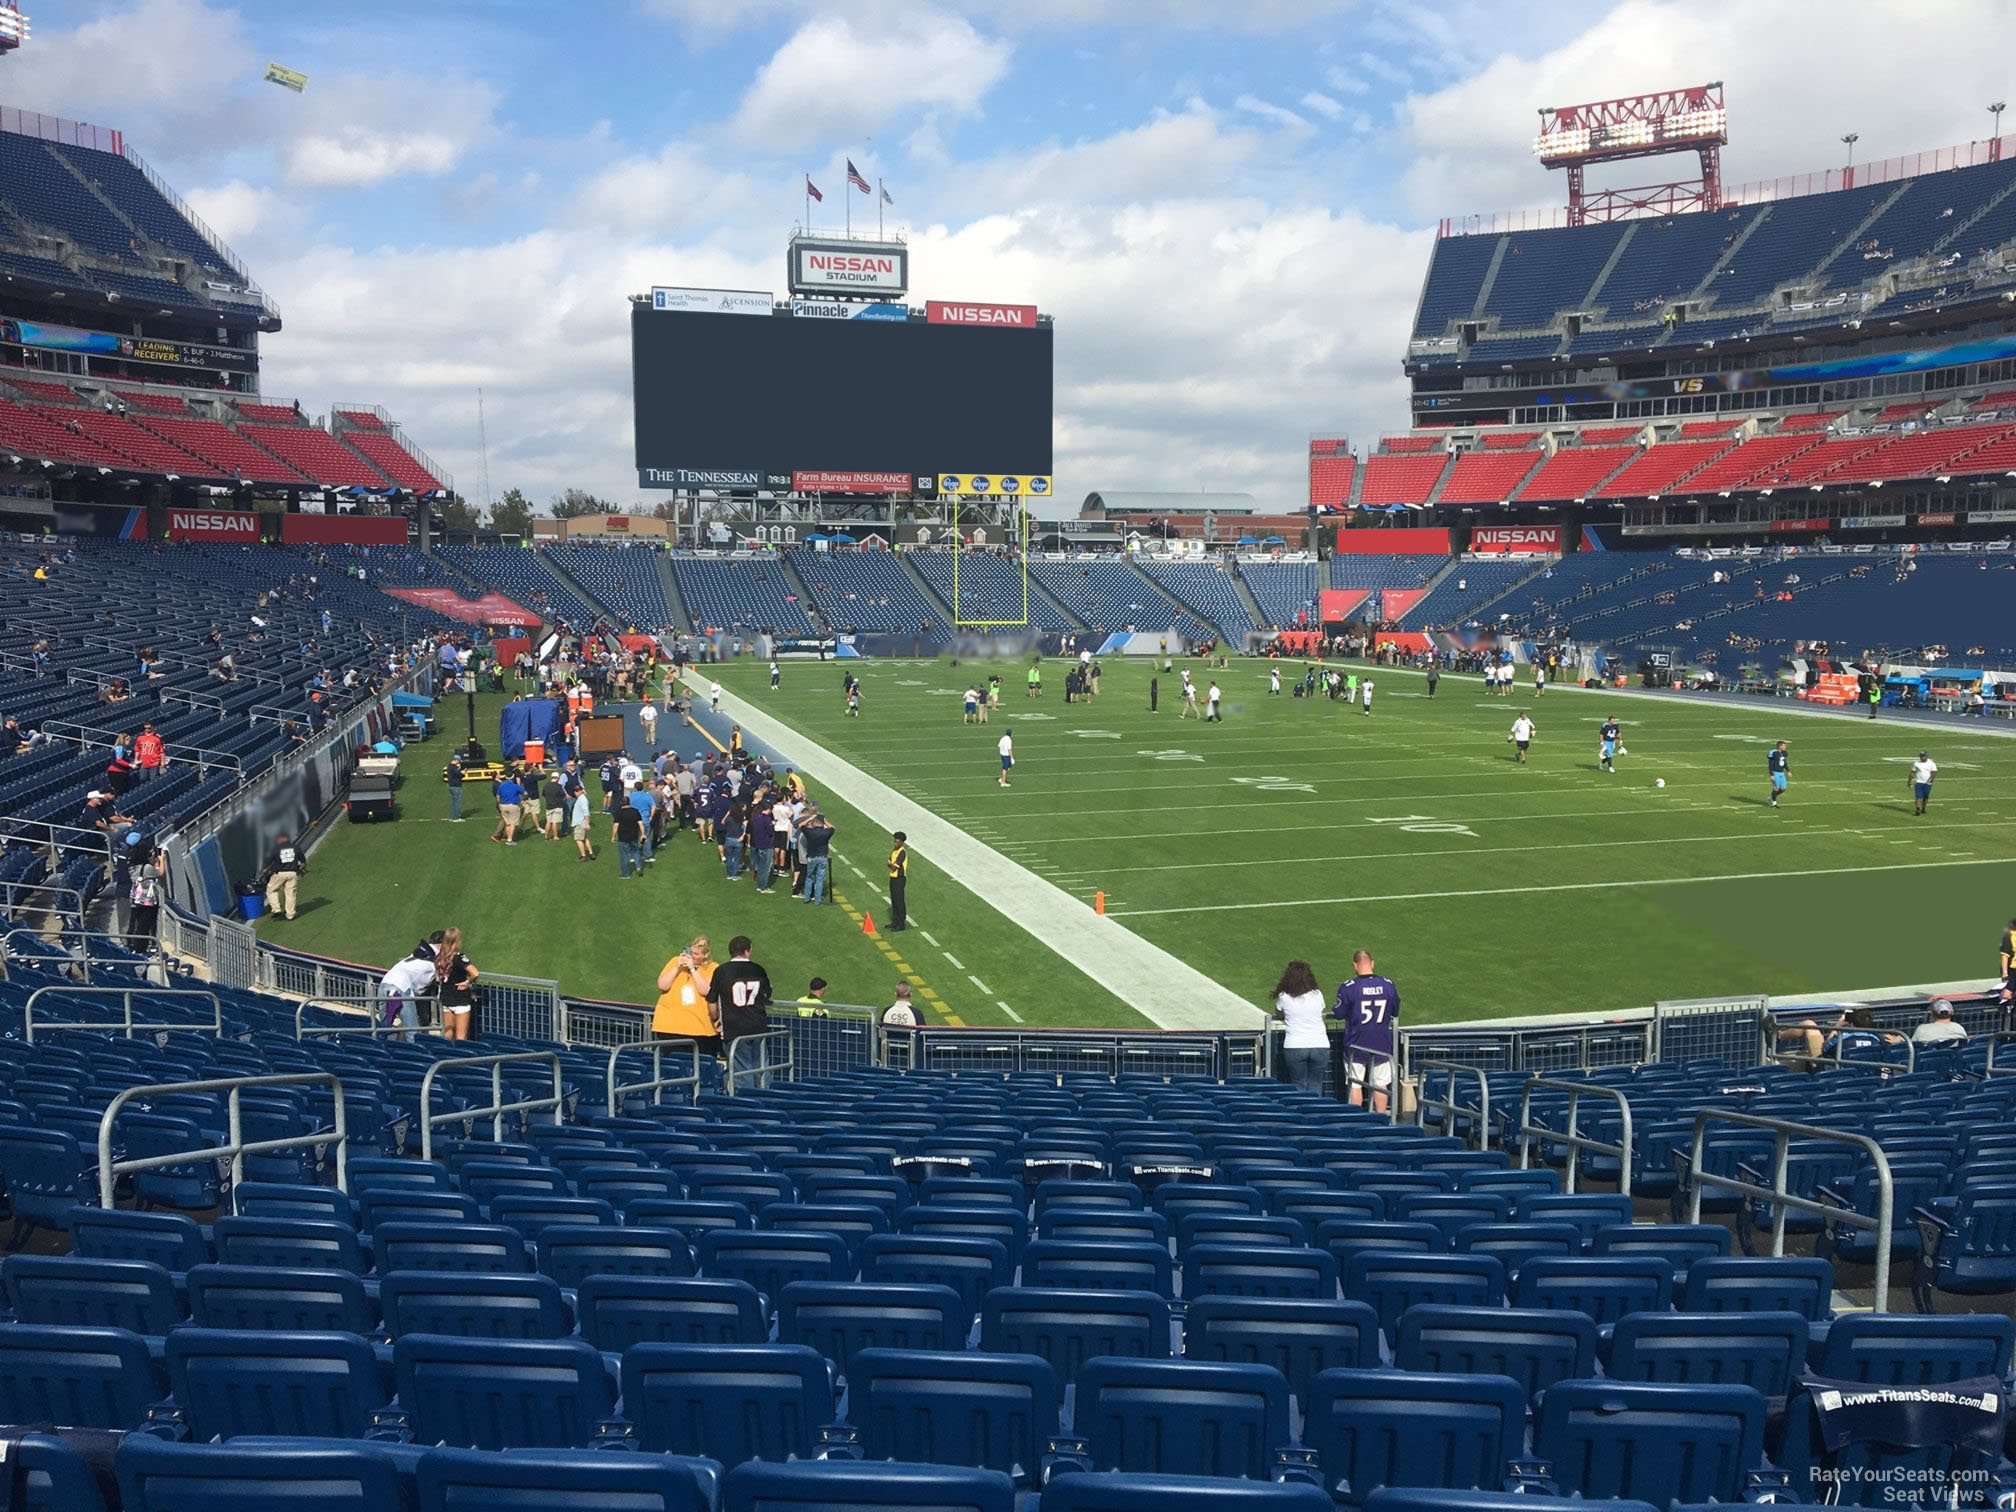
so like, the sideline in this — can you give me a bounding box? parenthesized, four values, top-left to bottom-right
(682, 673, 1265, 1031)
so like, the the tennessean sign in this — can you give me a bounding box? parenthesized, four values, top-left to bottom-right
(789, 238, 909, 297)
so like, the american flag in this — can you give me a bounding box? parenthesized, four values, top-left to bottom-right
(846, 159, 870, 193)
(805, 176, 823, 202)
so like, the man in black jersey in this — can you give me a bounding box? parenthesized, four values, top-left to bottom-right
(708, 935, 775, 1090)
(1767, 741, 1789, 808)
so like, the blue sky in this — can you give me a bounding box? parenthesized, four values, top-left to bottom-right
(9, 0, 2014, 512)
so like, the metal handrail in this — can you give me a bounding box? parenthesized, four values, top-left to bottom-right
(159, 687, 229, 715)
(724, 1030, 794, 1095)
(295, 993, 409, 1039)
(42, 718, 244, 775)
(1417, 1059, 1491, 1150)
(607, 1038, 703, 1112)
(1985, 1030, 2016, 1078)
(1517, 1077, 1635, 1195)
(1686, 1107, 1896, 1311)
(419, 1051, 564, 1160)
(24, 985, 221, 1042)
(97, 1071, 349, 1206)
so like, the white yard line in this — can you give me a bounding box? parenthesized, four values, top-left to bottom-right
(688, 674, 1262, 1030)
(942, 953, 965, 970)
(919, 930, 942, 947)
(968, 975, 993, 995)
(1108, 855, 2016, 917)
(996, 1001, 1025, 1023)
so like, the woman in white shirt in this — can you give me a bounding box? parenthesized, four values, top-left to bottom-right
(1273, 960, 1330, 1095)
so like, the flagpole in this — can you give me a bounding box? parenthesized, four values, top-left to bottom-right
(804, 174, 809, 233)
(845, 171, 851, 237)
(878, 178, 884, 239)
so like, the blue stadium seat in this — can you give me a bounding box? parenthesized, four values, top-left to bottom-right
(1811, 1311, 2015, 1384)
(3, 1254, 183, 1334)
(486, 1194, 617, 1239)
(417, 1446, 718, 1512)
(698, 1228, 853, 1302)
(920, 1177, 1024, 1208)
(211, 1215, 366, 1275)
(685, 1170, 796, 1212)
(1024, 1239, 1174, 1294)
(979, 1288, 1171, 1388)
(1038, 1474, 1334, 1509)
(68, 1207, 211, 1271)
(898, 1205, 1029, 1262)
(1393, 1304, 1597, 1399)
(534, 1224, 694, 1288)
(1681, 1256, 1834, 1319)
(1148, 1185, 1263, 1225)
(1390, 1193, 1511, 1246)
(1272, 1191, 1384, 1227)
(1512, 1193, 1635, 1249)
(619, 1342, 833, 1462)
(371, 1220, 530, 1274)
(624, 1198, 756, 1237)
(359, 1189, 482, 1232)
(1913, 1185, 2016, 1308)
(862, 1234, 1012, 1319)
(1034, 1179, 1141, 1214)
(576, 1274, 767, 1351)
(1604, 1310, 1807, 1396)
(1514, 1256, 1671, 1323)
(395, 1333, 615, 1449)
(799, 1173, 912, 1216)
(232, 1181, 355, 1226)
(1345, 1253, 1506, 1341)
(1303, 1367, 1524, 1502)
(848, 1347, 1059, 1479)
(1040, 1210, 1171, 1248)
(1364, 1492, 1657, 1512)
(6, 1432, 111, 1512)
(165, 1328, 385, 1438)
(1181, 1296, 1377, 1405)
(1182, 1244, 1338, 1300)
(723, 1459, 1015, 1512)
(1535, 1380, 1766, 1507)
(777, 1280, 966, 1367)
(1077, 1357, 1292, 1480)
(1457, 1169, 1561, 1198)
(1173, 1213, 1305, 1253)
(1591, 1222, 1730, 1286)
(1314, 1220, 1445, 1273)
(1451, 1222, 1581, 1281)
(116, 1437, 401, 1512)
(379, 1269, 570, 1339)
(0, 1322, 164, 1429)
(349, 1156, 452, 1190)
(185, 1263, 374, 1333)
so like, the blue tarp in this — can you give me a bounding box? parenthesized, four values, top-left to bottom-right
(499, 698, 560, 759)
(392, 691, 434, 709)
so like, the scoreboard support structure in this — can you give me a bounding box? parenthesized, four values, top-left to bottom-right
(950, 497, 1031, 629)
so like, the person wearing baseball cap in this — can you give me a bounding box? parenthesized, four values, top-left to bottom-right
(1911, 999, 1968, 1046)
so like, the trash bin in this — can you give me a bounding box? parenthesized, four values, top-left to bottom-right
(523, 738, 546, 766)
(238, 884, 265, 922)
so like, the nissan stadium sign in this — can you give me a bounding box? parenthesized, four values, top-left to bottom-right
(789, 239, 909, 298)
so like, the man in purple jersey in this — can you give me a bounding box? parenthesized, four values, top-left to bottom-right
(1332, 949, 1400, 1112)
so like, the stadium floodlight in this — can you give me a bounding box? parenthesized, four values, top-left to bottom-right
(1992, 102, 2006, 162)
(0, 1, 28, 53)
(1533, 82, 1726, 225)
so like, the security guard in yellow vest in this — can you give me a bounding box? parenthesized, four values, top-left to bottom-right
(888, 832, 909, 932)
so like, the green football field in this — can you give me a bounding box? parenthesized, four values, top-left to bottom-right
(269, 656, 2016, 1030)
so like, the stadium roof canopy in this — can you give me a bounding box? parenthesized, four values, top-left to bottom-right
(1081, 491, 1260, 515)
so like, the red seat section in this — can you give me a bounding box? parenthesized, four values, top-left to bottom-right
(236, 401, 303, 425)
(1575, 425, 1641, 445)
(139, 414, 311, 484)
(0, 398, 131, 467)
(1678, 434, 1820, 492)
(1479, 429, 1542, 448)
(241, 423, 390, 488)
(1772, 434, 1891, 486)
(1517, 444, 1633, 502)
(1828, 424, 2016, 484)
(1676, 419, 1739, 438)
(1950, 427, 2016, 475)
(343, 429, 443, 491)
(113, 388, 189, 414)
(5, 377, 84, 405)
(1773, 410, 1841, 432)
(1437, 448, 1542, 504)
(333, 408, 388, 431)
(66, 408, 215, 474)
(1308, 450, 1356, 507)
(1594, 439, 1734, 498)
(1870, 400, 1932, 424)
(1359, 452, 1448, 505)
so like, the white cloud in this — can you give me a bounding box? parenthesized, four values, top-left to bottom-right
(730, 12, 1012, 150)
(1397, 0, 2016, 220)
(571, 145, 763, 235)
(1301, 91, 1348, 121)
(1236, 95, 1311, 132)
(181, 180, 289, 244)
(282, 77, 500, 189)
(1323, 65, 1370, 95)
(647, 0, 1359, 38)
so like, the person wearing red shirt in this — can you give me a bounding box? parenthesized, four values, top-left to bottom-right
(133, 723, 165, 784)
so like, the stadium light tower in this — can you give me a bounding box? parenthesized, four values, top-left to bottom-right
(1991, 101, 2006, 163)
(0, 1, 29, 56)
(1533, 81, 1726, 225)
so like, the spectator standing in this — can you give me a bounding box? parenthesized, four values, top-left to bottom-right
(445, 752, 466, 821)
(541, 770, 566, 840)
(570, 785, 594, 861)
(133, 723, 165, 784)
(653, 936, 718, 1053)
(628, 781, 658, 861)
(721, 802, 747, 881)
(749, 798, 776, 893)
(613, 793, 646, 878)
(639, 699, 659, 750)
(1332, 949, 1399, 1112)
(435, 927, 480, 1041)
(1272, 960, 1330, 1095)
(491, 771, 525, 844)
(126, 856, 162, 952)
(708, 935, 775, 1089)
(104, 735, 135, 796)
(263, 832, 305, 921)
(378, 951, 438, 1035)
(800, 808, 834, 903)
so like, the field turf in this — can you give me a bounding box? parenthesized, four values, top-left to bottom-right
(270, 657, 2016, 1029)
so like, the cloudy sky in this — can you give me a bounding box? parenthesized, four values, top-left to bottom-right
(10, 0, 2016, 514)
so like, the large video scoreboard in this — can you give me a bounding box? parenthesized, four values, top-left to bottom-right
(630, 294, 1054, 494)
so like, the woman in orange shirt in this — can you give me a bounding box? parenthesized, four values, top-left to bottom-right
(653, 935, 719, 1055)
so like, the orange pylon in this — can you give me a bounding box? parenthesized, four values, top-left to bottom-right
(862, 913, 878, 936)
(1094, 891, 1106, 916)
